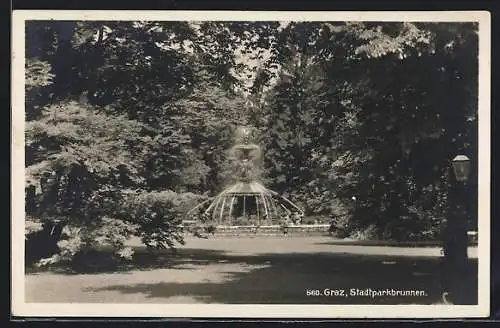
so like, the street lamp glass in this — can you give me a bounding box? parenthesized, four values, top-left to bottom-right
(451, 155, 471, 182)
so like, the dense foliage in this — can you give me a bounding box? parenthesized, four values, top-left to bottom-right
(257, 22, 478, 240)
(24, 20, 478, 268)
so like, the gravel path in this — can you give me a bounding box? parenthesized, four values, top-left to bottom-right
(25, 237, 478, 304)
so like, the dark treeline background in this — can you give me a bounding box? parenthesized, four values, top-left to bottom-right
(24, 21, 478, 266)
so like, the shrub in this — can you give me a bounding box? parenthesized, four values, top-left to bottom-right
(25, 221, 64, 266)
(28, 189, 195, 272)
(119, 190, 187, 249)
(349, 224, 379, 240)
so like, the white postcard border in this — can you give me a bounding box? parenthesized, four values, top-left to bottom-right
(11, 10, 491, 318)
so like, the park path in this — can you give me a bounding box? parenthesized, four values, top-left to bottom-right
(25, 237, 478, 304)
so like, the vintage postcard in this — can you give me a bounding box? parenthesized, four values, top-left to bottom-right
(11, 10, 491, 318)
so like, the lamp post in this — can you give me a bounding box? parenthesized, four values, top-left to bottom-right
(451, 155, 471, 183)
(442, 154, 471, 304)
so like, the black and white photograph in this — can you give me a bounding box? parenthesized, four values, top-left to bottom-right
(11, 11, 490, 318)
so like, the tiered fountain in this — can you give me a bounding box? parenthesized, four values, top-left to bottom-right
(187, 125, 303, 226)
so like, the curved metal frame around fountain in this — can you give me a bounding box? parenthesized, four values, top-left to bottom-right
(186, 125, 304, 226)
(186, 181, 304, 226)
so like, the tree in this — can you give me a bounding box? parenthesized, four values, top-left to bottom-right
(256, 21, 478, 239)
(334, 22, 478, 239)
(24, 20, 257, 268)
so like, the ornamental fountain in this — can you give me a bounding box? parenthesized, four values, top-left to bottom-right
(186, 125, 303, 226)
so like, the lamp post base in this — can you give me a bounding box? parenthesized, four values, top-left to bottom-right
(441, 292, 453, 304)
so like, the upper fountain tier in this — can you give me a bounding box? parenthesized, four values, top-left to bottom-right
(232, 126, 260, 160)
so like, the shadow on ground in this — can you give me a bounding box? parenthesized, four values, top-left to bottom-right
(316, 240, 477, 248)
(77, 247, 478, 305)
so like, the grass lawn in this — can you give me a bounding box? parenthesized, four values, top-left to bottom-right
(25, 236, 478, 304)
